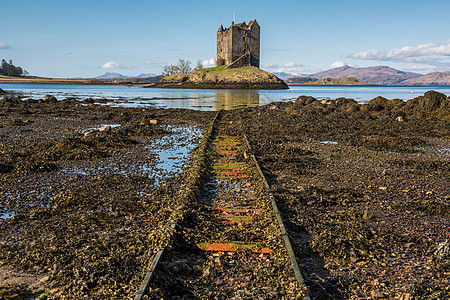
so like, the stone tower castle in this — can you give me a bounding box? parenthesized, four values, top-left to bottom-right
(217, 19, 260, 68)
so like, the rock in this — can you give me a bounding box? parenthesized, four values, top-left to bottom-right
(396, 115, 405, 122)
(98, 125, 111, 132)
(404, 243, 416, 249)
(333, 97, 358, 107)
(295, 95, 316, 106)
(44, 95, 57, 102)
(167, 259, 191, 274)
(149, 119, 158, 125)
(82, 98, 95, 104)
(202, 265, 215, 277)
(214, 257, 224, 271)
(0, 88, 8, 95)
(418, 90, 447, 111)
(370, 289, 383, 298)
(40, 276, 50, 283)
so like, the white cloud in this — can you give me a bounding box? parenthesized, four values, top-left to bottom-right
(0, 41, 9, 49)
(351, 42, 450, 72)
(144, 60, 165, 66)
(352, 42, 450, 61)
(262, 63, 279, 68)
(408, 64, 438, 71)
(101, 61, 131, 69)
(201, 58, 216, 68)
(329, 61, 347, 68)
(262, 61, 310, 75)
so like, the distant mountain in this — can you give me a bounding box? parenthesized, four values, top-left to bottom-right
(308, 66, 422, 85)
(95, 72, 128, 79)
(136, 73, 158, 78)
(397, 71, 450, 86)
(272, 72, 303, 80)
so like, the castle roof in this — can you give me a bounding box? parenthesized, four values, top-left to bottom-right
(219, 19, 259, 32)
(234, 21, 247, 28)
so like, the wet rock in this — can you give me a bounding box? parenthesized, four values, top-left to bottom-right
(168, 259, 192, 274)
(0, 88, 8, 95)
(295, 95, 316, 106)
(366, 96, 403, 111)
(82, 98, 95, 104)
(44, 95, 57, 102)
(417, 90, 447, 111)
(202, 265, 216, 277)
(333, 97, 358, 107)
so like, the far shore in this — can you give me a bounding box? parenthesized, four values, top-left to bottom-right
(1, 75, 450, 87)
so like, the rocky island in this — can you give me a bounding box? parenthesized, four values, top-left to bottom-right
(144, 65, 288, 90)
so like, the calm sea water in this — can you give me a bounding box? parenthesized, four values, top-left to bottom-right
(1, 84, 450, 111)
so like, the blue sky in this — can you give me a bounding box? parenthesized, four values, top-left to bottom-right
(1, 0, 449, 77)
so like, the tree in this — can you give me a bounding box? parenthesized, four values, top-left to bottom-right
(0, 59, 24, 77)
(162, 64, 179, 76)
(195, 59, 203, 70)
(176, 59, 192, 74)
(161, 59, 193, 76)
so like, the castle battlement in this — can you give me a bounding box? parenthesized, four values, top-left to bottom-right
(217, 19, 260, 68)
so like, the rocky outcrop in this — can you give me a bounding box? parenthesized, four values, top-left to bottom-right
(145, 66, 288, 90)
(0, 88, 8, 95)
(405, 91, 450, 111)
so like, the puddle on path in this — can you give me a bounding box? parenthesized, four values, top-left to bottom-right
(142, 125, 203, 185)
(61, 124, 203, 185)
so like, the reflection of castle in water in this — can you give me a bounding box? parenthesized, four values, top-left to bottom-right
(215, 92, 260, 110)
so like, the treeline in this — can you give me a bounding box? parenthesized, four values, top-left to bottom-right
(0, 59, 28, 77)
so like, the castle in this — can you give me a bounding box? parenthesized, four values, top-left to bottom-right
(217, 19, 260, 69)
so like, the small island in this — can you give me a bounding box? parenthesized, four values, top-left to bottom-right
(144, 65, 288, 90)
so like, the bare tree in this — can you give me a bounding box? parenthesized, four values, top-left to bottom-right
(161, 59, 193, 76)
(176, 59, 192, 74)
(195, 59, 203, 70)
(162, 64, 179, 76)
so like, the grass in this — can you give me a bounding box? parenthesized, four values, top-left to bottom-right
(198, 65, 262, 75)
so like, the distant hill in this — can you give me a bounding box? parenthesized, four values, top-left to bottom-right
(95, 72, 128, 79)
(308, 66, 422, 85)
(397, 71, 450, 86)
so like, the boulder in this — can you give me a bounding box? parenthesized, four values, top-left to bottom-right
(367, 96, 404, 111)
(417, 91, 447, 111)
(44, 95, 58, 102)
(295, 95, 316, 106)
(82, 98, 95, 104)
(333, 97, 358, 107)
(0, 88, 8, 95)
